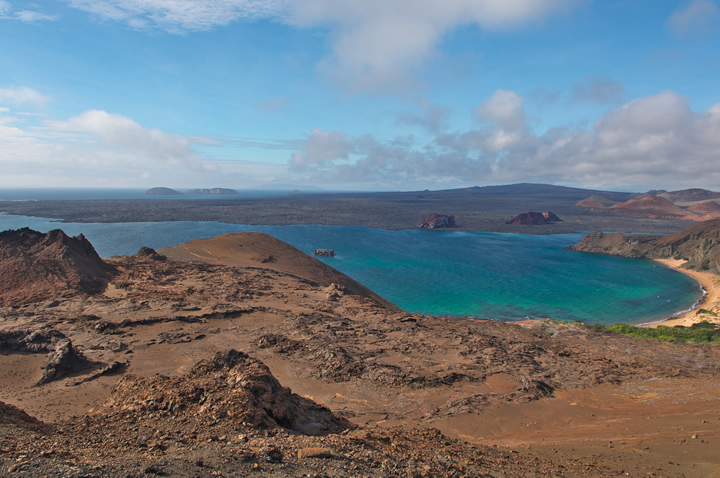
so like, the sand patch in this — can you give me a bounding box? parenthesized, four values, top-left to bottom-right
(650, 258, 720, 328)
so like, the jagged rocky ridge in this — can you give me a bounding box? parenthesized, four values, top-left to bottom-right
(0, 228, 115, 306)
(570, 218, 720, 272)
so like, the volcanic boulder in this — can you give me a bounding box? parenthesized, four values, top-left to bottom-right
(94, 349, 352, 436)
(417, 213, 456, 229)
(0, 329, 91, 384)
(0, 228, 116, 306)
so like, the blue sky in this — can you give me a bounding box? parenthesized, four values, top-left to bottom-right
(1, 0, 719, 192)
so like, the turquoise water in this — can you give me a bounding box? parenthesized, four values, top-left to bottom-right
(0, 213, 702, 325)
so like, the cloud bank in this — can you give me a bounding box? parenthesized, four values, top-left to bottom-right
(0, 103, 219, 187)
(288, 90, 720, 191)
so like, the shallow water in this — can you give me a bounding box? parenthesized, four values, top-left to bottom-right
(0, 213, 701, 325)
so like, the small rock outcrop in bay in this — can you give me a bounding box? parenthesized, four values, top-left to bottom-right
(506, 211, 562, 225)
(417, 213, 456, 229)
(144, 187, 182, 195)
(94, 349, 352, 436)
(313, 248, 335, 257)
(0, 228, 116, 306)
(570, 218, 720, 272)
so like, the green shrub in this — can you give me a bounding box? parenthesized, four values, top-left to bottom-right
(599, 321, 720, 343)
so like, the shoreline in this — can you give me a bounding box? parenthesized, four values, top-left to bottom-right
(644, 258, 719, 328)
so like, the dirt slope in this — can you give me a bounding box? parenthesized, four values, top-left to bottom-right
(158, 231, 398, 310)
(609, 195, 691, 218)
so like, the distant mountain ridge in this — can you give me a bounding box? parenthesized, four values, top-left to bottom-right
(576, 187, 720, 221)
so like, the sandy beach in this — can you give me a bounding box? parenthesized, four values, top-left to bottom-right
(649, 258, 720, 328)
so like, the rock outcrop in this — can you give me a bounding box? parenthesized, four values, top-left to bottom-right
(417, 213, 456, 229)
(313, 248, 335, 257)
(94, 349, 351, 436)
(0, 228, 116, 306)
(570, 218, 720, 272)
(0, 330, 91, 384)
(506, 211, 562, 225)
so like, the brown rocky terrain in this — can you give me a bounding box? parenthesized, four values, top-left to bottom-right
(1, 229, 720, 476)
(0, 228, 115, 306)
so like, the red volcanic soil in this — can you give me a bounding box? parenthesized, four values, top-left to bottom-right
(576, 195, 618, 208)
(158, 231, 398, 310)
(689, 200, 720, 216)
(609, 195, 692, 218)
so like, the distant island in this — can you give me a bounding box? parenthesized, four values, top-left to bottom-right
(144, 187, 240, 196)
(144, 187, 182, 196)
(184, 188, 238, 195)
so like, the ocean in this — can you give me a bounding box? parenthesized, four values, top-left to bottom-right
(0, 210, 702, 326)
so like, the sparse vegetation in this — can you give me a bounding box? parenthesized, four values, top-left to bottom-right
(590, 321, 720, 344)
(697, 308, 718, 316)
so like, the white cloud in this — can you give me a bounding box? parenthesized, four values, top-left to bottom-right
(291, 0, 580, 93)
(60, 0, 580, 93)
(14, 10, 56, 22)
(0, 108, 225, 188)
(0, 2, 56, 22)
(666, 0, 720, 37)
(289, 128, 352, 170)
(64, 0, 288, 32)
(48, 110, 213, 170)
(288, 90, 720, 191)
(0, 86, 49, 106)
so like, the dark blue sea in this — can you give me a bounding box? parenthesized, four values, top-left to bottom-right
(0, 206, 702, 326)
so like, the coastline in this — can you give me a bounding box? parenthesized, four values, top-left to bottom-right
(645, 258, 719, 328)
